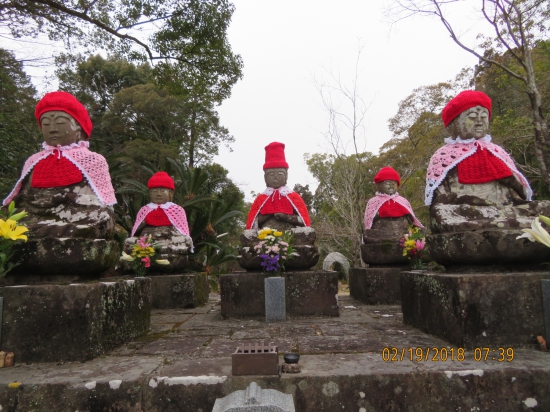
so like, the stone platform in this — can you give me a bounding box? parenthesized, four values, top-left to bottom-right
(0, 278, 151, 363)
(220, 271, 339, 319)
(349, 267, 403, 304)
(150, 273, 209, 309)
(401, 271, 550, 348)
(0, 294, 549, 411)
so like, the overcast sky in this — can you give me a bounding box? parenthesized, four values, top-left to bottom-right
(216, 0, 485, 200)
(8, 0, 489, 202)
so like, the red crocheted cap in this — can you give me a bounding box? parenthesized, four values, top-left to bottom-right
(442, 90, 492, 127)
(374, 166, 400, 185)
(263, 142, 289, 170)
(148, 172, 175, 190)
(35, 91, 93, 138)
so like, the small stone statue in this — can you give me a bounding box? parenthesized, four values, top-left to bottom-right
(426, 90, 550, 266)
(125, 172, 193, 273)
(2, 91, 119, 278)
(245, 142, 310, 231)
(362, 167, 425, 265)
(239, 142, 319, 270)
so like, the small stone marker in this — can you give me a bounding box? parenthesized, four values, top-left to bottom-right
(264, 277, 286, 322)
(542, 280, 550, 343)
(212, 381, 295, 412)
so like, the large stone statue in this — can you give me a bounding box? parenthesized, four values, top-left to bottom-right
(425, 90, 550, 266)
(362, 167, 424, 265)
(238, 142, 319, 270)
(124, 172, 194, 273)
(3, 91, 119, 278)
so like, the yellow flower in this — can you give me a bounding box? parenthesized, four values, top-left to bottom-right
(0, 219, 28, 241)
(273, 231, 283, 237)
(155, 259, 170, 265)
(404, 239, 416, 248)
(257, 228, 272, 240)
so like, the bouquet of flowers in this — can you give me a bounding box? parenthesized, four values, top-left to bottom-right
(517, 215, 550, 247)
(254, 227, 297, 275)
(399, 225, 426, 270)
(0, 201, 29, 277)
(121, 235, 169, 277)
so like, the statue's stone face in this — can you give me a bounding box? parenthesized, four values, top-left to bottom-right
(376, 180, 398, 195)
(40, 111, 82, 146)
(448, 105, 489, 140)
(150, 188, 173, 205)
(264, 168, 288, 189)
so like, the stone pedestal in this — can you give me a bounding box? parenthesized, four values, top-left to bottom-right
(0, 278, 151, 363)
(542, 279, 550, 344)
(150, 273, 209, 309)
(401, 271, 550, 348)
(349, 267, 403, 304)
(220, 271, 339, 319)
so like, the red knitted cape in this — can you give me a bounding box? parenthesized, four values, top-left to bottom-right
(378, 201, 410, 218)
(246, 190, 311, 229)
(31, 153, 83, 188)
(457, 147, 513, 183)
(145, 208, 172, 227)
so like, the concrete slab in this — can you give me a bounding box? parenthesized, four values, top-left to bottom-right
(0, 293, 550, 411)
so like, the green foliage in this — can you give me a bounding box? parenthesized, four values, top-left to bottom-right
(0, 49, 41, 197)
(4, 0, 243, 97)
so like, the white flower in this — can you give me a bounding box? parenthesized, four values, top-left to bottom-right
(517, 216, 550, 248)
(120, 251, 135, 262)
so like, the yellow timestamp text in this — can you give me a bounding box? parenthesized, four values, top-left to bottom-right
(381, 347, 515, 362)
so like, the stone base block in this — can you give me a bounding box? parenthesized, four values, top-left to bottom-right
(427, 230, 550, 266)
(220, 271, 339, 319)
(401, 271, 550, 348)
(150, 273, 209, 309)
(360, 242, 409, 265)
(349, 267, 402, 304)
(10, 238, 120, 279)
(0, 278, 151, 363)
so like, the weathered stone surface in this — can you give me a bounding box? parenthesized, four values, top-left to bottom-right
(213, 382, 295, 412)
(1, 295, 550, 411)
(401, 271, 550, 348)
(7, 238, 120, 281)
(265, 277, 286, 322)
(150, 273, 209, 309)
(349, 267, 402, 304)
(427, 229, 550, 266)
(542, 279, 550, 344)
(0, 278, 151, 363)
(238, 228, 320, 271)
(124, 226, 196, 274)
(220, 271, 338, 319)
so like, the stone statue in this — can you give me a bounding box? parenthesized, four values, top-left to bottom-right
(2, 91, 119, 278)
(239, 142, 319, 270)
(361, 167, 425, 265)
(125, 171, 194, 273)
(425, 90, 550, 266)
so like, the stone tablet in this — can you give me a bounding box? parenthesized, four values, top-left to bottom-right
(212, 382, 295, 412)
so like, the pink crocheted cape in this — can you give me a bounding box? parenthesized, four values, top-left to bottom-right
(245, 186, 311, 229)
(3, 141, 116, 206)
(425, 135, 532, 206)
(132, 202, 191, 238)
(364, 193, 424, 230)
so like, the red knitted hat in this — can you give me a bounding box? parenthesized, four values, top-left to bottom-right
(35, 91, 93, 138)
(374, 166, 401, 185)
(442, 90, 492, 127)
(148, 172, 175, 190)
(263, 142, 289, 170)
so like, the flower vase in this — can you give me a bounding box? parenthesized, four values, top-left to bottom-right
(264, 276, 286, 322)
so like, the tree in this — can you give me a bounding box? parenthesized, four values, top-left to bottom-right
(389, 0, 550, 186)
(0, 49, 40, 197)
